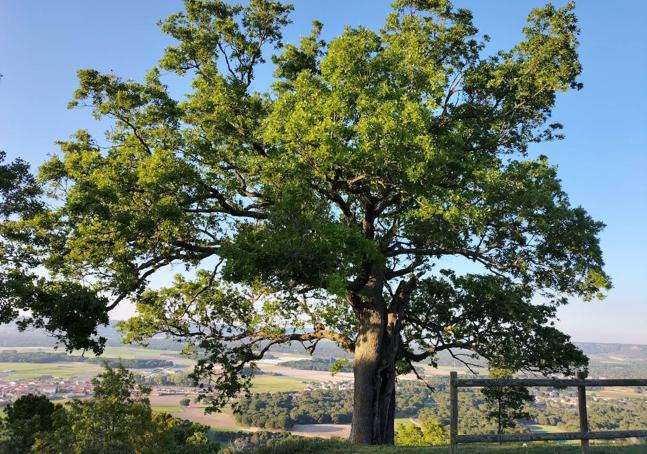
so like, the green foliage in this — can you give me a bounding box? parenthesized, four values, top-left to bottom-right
(223, 431, 302, 453)
(330, 358, 352, 376)
(0, 394, 60, 454)
(30, 365, 218, 454)
(235, 382, 438, 429)
(235, 388, 361, 428)
(0, 152, 40, 333)
(0, 151, 41, 219)
(236, 392, 295, 429)
(395, 414, 448, 446)
(0, 151, 109, 354)
(3, 0, 610, 431)
(407, 272, 589, 374)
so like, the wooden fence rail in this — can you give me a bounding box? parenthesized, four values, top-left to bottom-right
(449, 371, 647, 454)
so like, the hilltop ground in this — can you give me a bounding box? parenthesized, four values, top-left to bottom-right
(246, 439, 647, 453)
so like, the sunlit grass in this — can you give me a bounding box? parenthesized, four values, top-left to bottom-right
(250, 375, 307, 392)
(252, 439, 647, 453)
(527, 424, 565, 433)
(152, 405, 185, 414)
(0, 362, 101, 380)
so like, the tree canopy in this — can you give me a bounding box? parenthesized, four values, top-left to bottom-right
(0, 393, 61, 454)
(2, 0, 610, 444)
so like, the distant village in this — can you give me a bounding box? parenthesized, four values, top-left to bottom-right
(301, 379, 353, 394)
(0, 373, 354, 407)
(0, 378, 94, 406)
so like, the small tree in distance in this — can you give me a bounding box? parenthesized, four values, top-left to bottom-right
(482, 367, 535, 434)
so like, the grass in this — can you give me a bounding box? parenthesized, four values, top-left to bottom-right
(0, 346, 195, 380)
(0, 362, 102, 380)
(249, 439, 647, 454)
(151, 405, 185, 414)
(250, 375, 307, 392)
(527, 424, 566, 434)
(591, 388, 645, 399)
(82, 346, 194, 366)
(0, 345, 183, 358)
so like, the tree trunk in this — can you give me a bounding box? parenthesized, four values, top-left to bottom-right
(350, 304, 401, 444)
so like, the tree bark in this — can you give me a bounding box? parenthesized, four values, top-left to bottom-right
(350, 304, 401, 444)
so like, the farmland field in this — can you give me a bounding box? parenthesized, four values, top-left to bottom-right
(591, 387, 645, 399)
(152, 405, 185, 414)
(0, 345, 198, 381)
(0, 361, 102, 380)
(0, 345, 192, 364)
(526, 424, 565, 433)
(250, 375, 308, 392)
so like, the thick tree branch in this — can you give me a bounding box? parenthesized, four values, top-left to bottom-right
(208, 188, 268, 219)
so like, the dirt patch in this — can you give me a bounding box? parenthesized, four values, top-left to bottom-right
(173, 406, 251, 431)
(149, 393, 194, 406)
(291, 424, 350, 439)
(166, 403, 350, 440)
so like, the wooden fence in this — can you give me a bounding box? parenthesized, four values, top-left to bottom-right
(449, 371, 647, 453)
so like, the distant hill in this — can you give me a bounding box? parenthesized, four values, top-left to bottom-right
(578, 342, 647, 378)
(0, 321, 179, 350)
(578, 341, 647, 357)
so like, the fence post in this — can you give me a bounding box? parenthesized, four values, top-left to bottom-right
(450, 371, 458, 454)
(577, 371, 589, 454)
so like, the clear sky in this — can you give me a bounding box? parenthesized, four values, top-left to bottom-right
(1, 1, 645, 344)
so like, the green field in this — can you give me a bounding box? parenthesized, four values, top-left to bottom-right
(591, 387, 645, 399)
(0, 361, 102, 380)
(0, 345, 196, 381)
(151, 405, 185, 414)
(0, 345, 193, 364)
(0, 348, 306, 392)
(527, 424, 566, 434)
(0, 346, 195, 380)
(75, 346, 192, 366)
(251, 375, 307, 392)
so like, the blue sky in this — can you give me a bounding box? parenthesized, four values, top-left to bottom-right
(1, 1, 645, 344)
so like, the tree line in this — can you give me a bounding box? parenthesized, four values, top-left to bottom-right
(278, 357, 352, 373)
(235, 381, 441, 430)
(235, 389, 353, 429)
(0, 350, 174, 369)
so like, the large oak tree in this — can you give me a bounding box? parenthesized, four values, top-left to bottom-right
(4, 0, 610, 444)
